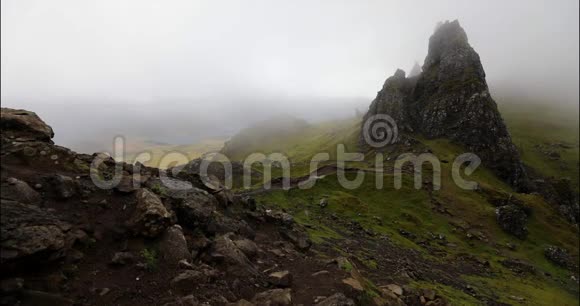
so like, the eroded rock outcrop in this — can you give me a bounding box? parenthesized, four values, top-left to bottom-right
(0, 108, 54, 143)
(362, 20, 529, 191)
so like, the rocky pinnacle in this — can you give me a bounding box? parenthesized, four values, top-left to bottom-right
(362, 20, 529, 191)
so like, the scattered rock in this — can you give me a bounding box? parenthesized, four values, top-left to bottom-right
(311, 270, 330, 277)
(279, 226, 312, 251)
(210, 233, 258, 277)
(251, 288, 292, 306)
(158, 225, 190, 264)
(422, 288, 436, 300)
(383, 284, 403, 296)
(99, 288, 111, 296)
(544, 245, 575, 270)
(234, 238, 259, 259)
(315, 293, 355, 306)
(341, 278, 364, 291)
(178, 259, 194, 270)
(500, 258, 536, 274)
(110, 252, 135, 266)
(171, 188, 218, 229)
(264, 210, 294, 226)
(268, 270, 292, 288)
(496, 204, 528, 239)
(127, 188, 172, 238)
(171, 265, 220, 295)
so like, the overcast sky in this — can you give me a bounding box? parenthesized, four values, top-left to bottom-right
(2, 0, 578, 153)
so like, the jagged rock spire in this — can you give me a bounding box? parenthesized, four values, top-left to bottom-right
(362, 20, 529, 191)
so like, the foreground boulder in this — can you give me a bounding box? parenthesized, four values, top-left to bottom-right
(0, 199, 72, 264)
(127, 188, 172, 238)
(171, 188, 218, 229)
(158, 225, 191, 265)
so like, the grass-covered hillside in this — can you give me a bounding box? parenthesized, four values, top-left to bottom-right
(123, 138, 225, 168)
(219, 103, 579, 305)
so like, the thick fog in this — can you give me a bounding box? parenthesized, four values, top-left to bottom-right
(2, 0, 578, 153)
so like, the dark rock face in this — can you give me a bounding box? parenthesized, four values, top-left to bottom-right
(362, 20, 528, 190)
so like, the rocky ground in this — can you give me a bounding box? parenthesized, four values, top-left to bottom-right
(0, 109, 464, 305)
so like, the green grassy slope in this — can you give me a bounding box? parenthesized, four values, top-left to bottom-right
(500, 103, 579, 190)
(224, 104, 579, 305)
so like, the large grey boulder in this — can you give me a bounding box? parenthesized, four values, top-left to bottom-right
(127, 189, 172, 238)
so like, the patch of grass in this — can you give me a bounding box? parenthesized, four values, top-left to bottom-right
(149, 182, 167, 196)
(339, 259, 354, 272)
(140, 248, 158, 272)
(500, 103, 579, 190)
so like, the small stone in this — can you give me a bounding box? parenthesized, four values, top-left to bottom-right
(311, 270, 330, 277)
(178, 259, 194, 270)
(268, 270, 292, 288)
(251, 289, 292, 305)
(99, 288, 110, 296)
(342, 278, 364, 291)
(422, 288, 436, 300)
(110, 252, 135, 266)
(385, 284, 403, 296)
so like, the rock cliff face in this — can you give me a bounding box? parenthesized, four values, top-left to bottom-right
(363, 20, 529, 190)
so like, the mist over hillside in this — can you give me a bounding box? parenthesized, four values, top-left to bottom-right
(2, 0, 578, 154)
(1, 2, 579, 305)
